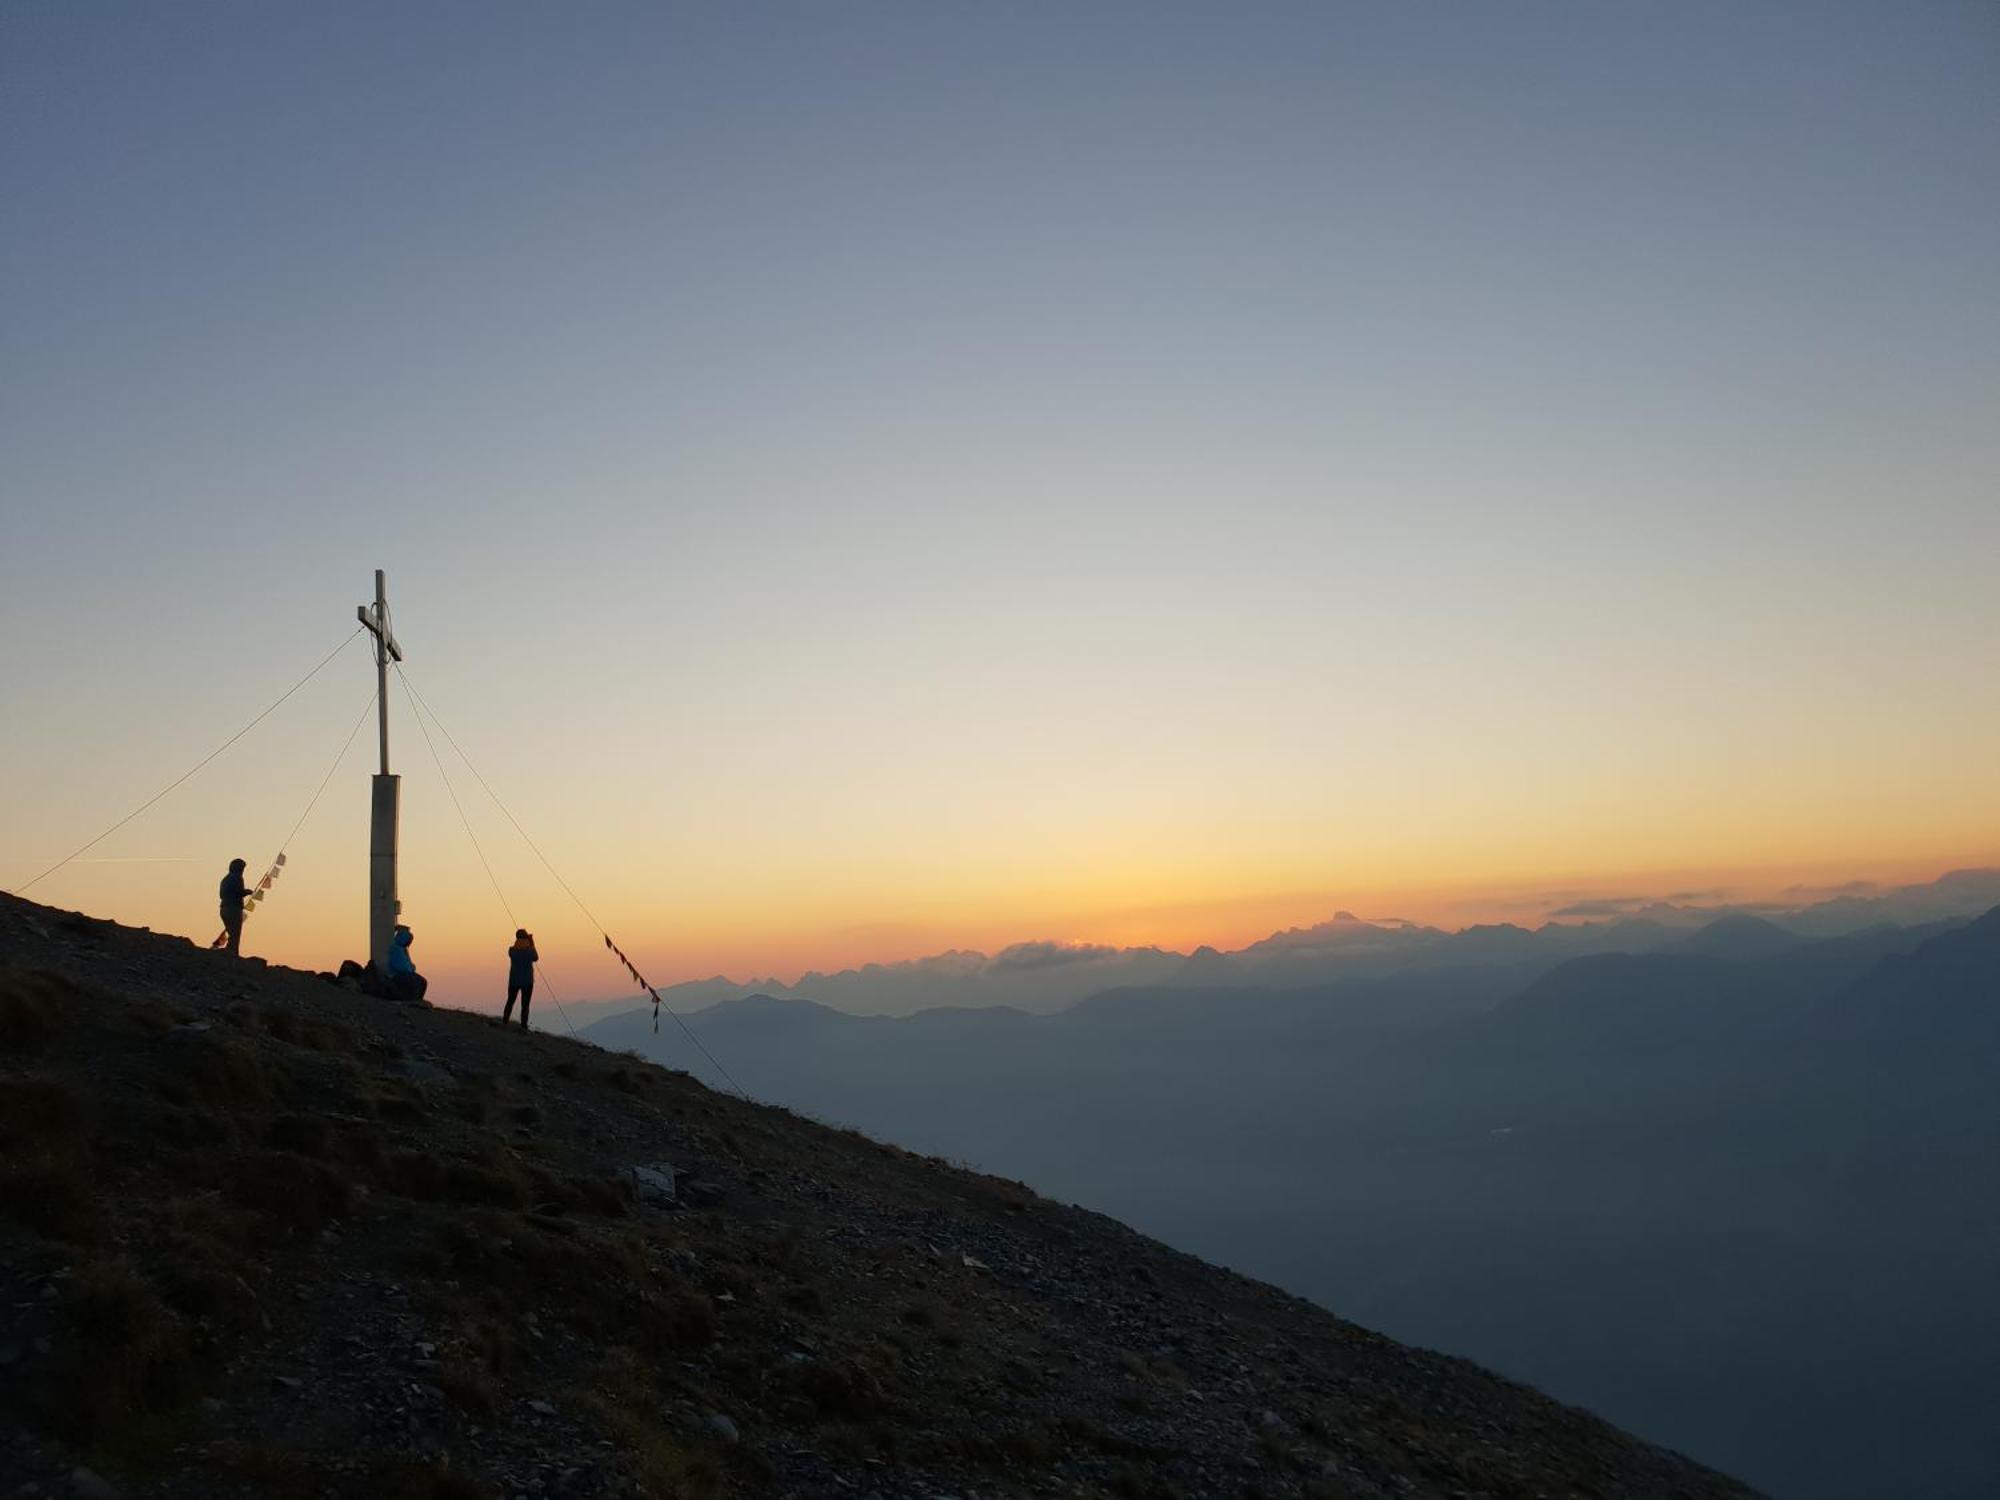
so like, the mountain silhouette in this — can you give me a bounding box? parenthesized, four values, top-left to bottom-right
(616, 869, 2000, 1020)
(1669, 913, 1801, 960)
(1811, 903, 2000, 1042)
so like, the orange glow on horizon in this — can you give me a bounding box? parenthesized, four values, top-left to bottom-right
(19, 841, 1997, 1015)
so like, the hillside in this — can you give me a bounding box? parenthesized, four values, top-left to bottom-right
(1811, 905, 2000, 1041)
(1471, 918, 1974, 1050)
(0, 894, 1755, 1500)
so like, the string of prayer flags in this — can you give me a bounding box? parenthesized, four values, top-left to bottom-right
(604, 932, 666, 1034)
(212, 851, 289, 948)
(244, 851, 284, 908)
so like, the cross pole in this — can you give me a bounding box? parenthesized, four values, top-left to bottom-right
(356, 569, 402, 774)
(356, 570, 404, 968)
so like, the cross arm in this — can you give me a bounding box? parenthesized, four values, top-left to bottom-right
(356, 604, 404, 661)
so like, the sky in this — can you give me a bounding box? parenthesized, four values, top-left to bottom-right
(3, 2, 1997, 1006)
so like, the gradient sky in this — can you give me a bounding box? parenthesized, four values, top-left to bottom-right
(4, 2, 1997, 1005)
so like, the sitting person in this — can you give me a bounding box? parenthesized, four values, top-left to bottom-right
(385, 923, 428, 1002)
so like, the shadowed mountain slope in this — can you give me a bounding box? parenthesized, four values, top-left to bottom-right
(1474, 918, 1972, 1048)
(0, 893, 1755, 1499)
(1811, 904, 2000, 1041)
(1667, 915, 1800, 961)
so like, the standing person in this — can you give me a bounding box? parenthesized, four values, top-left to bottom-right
(503, 928, 538, 1030)
(218, 858, 250, 956)
(385, 923, 428, 1002)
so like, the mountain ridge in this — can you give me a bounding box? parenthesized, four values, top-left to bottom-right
(605, 869, 2000, 1019)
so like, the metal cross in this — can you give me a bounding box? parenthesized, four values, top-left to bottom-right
(357, 569, 404, 966)
(356, 568, 402, 775)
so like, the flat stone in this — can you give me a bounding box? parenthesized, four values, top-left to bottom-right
(628, 1163, 678, 1204)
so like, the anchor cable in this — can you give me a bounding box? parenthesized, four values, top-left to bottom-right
(278, 683, 379, 857)
(10, 628, 366, 896)
(393, 665, 747, 1097)
(208, 682, 381, 949)
(396, 669, 580, 1038)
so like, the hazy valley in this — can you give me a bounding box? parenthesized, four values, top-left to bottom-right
(585, 874, 2000, 1499)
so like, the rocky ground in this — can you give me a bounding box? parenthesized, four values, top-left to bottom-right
(0, 892, 1757, 1499)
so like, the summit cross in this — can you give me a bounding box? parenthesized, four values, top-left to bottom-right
(355, 569, 404, 967)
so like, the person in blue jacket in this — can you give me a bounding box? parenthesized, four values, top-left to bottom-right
(503, 928, 538, 1029)
(385, 923, 427, 1002)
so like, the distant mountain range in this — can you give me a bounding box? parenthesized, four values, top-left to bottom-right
(581, 897, 2000, 1500)
(612, 867, 2000, 1017)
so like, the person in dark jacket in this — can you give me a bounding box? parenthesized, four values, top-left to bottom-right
(503, 929, 538, 1029)
(385, 923, 427, 1002)
(218, 858, 250, 955)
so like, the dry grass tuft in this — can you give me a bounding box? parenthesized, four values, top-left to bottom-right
(1118, 1350, 1189, 1388)
(0, 966, 75, 1052)
(384, 1148, 446, 1199)
(123, 999, 180, 1037)
(435, 1354, 502, 1416)
(150, 1102, 235, 1149)
(265, 1112, 331, 1157)
(206, 1440, 319, 1495)
(898, 1292, 964, 1347)
(777, 1355, 885, 1422)
(603, 1066, 653, 1093)
(301, 1017, 363, 1054)
(0, 1071, 89, 1145)
(49, 1257, 200, 1440)
(209, 1444, 487, 1499)
(226, 1149, 355, 1231)
(168, 1033, 286, 1107)
(618, 1286, 718, 1356)
(255, 1007, 303, 1045)
(566, 1374, 734, 1500)
(372, 1083, 429, 1124)
(444, 1158, 527, 1208)
(0, 1072, 96, 1237)
(0, 1156, 98, 1239)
